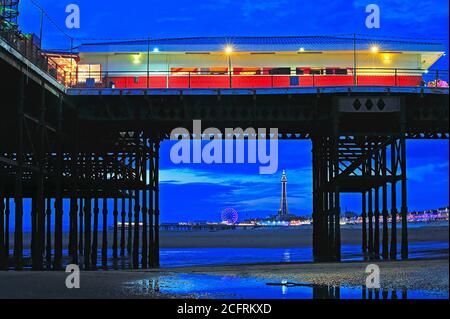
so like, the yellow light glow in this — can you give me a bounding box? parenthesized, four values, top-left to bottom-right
(370, 45, 379, 54)
(382, 54, 391, 64)
(132, 54, 141, 64)
(225, 45, 233, 55)
(299, 47, 305, 52)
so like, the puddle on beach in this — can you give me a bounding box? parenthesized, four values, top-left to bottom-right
(123, 274, 449, 299)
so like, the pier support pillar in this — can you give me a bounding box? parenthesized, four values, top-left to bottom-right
(400, 138, 408, 259)
(381, 146, 389, 259)
(0, 196, 5, 269)
(154, 139, 161, 268)
(141, 139, 148, 269)
(91, 197, 99, 269)
(362, 192, 367, 254)
(102, 198, 108, 268)
(390, 141, 398, 260)
(14, 72, 25, 270)
(120, 197, 126, 257)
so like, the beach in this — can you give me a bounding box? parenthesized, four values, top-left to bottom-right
(0, 258, 447, 299)
(0, 223, 448, 299)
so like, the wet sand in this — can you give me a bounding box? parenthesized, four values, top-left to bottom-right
(158, 224, 449, 248)
(0, 258, 447, 298)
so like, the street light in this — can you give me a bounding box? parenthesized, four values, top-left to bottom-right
(370, 45, 380, 54)
(225, 45, 234, 88)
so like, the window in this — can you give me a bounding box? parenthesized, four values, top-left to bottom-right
(269, 67, 291, 75)
(171, 67, 198, 75)
(77, 64, 101, 84)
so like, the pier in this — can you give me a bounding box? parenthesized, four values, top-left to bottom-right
(0, 30, 449, 270)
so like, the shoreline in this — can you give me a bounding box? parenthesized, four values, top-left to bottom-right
(6, 223, 449, 249)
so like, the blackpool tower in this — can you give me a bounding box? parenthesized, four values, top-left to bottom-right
(278, 170, 289, 220)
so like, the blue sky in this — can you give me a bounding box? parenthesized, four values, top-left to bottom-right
(15, 0, 449, 223)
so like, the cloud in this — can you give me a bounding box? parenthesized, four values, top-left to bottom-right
(408, 162, 449, 182)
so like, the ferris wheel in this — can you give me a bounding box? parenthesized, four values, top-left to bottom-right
(221, 208, 239, 225)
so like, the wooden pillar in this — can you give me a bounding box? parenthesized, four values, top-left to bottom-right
(14, 72, 25, 270)
(362, 191, 367, 253)
(367, 148, 374, 255)
(91, 197, 99, 269)
(154, 140, 160, 267)
(400, 138, 408, 259)
(69, 116, 79, 265)
(332, 114, 341, 261)
(120, 197, 126, 257)
(0, 197, 5, 269)
(321, 143, 329, 261)
(45, 198, 52, 267)
(54, 96, 64, 270)
(374, 151, 380, 258)
(78, 198, 84, 255)
(101, 198, 108, 268)
(311, 139, 319, 261)
(31, 197, 38, 269)
(127, 196, 132, 255)
(390, 141, 398, 260)
(35, 84, 46, 270)
(133, 188, 140, 269)
(148, 144, 155, 267)
(381, 146, 389, 259)
(374, 190, 380, 258)
(328, 191, 334, 260)
(113, 198, 118, 259)
(69, 196, 78, 264)
(5, 199, 10, 261)
(84, 197, 92, 269)
(141, 142, 148, 269)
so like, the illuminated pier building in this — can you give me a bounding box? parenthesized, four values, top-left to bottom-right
(44, 36, 446, 89)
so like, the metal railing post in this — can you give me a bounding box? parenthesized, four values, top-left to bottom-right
(395, 69, 398, 86)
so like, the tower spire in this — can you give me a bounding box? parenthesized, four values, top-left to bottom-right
(279, 170, 289, 220)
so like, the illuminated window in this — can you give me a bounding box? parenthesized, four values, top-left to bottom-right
(77, 64, 102, 84)
(170, 67, 198, 75)
(233, 67, 261, 75)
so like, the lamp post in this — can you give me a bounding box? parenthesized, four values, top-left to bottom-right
(353, 34, 357, 86)
(147, 37, 150, 88)
(225, 45, 233, 88)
